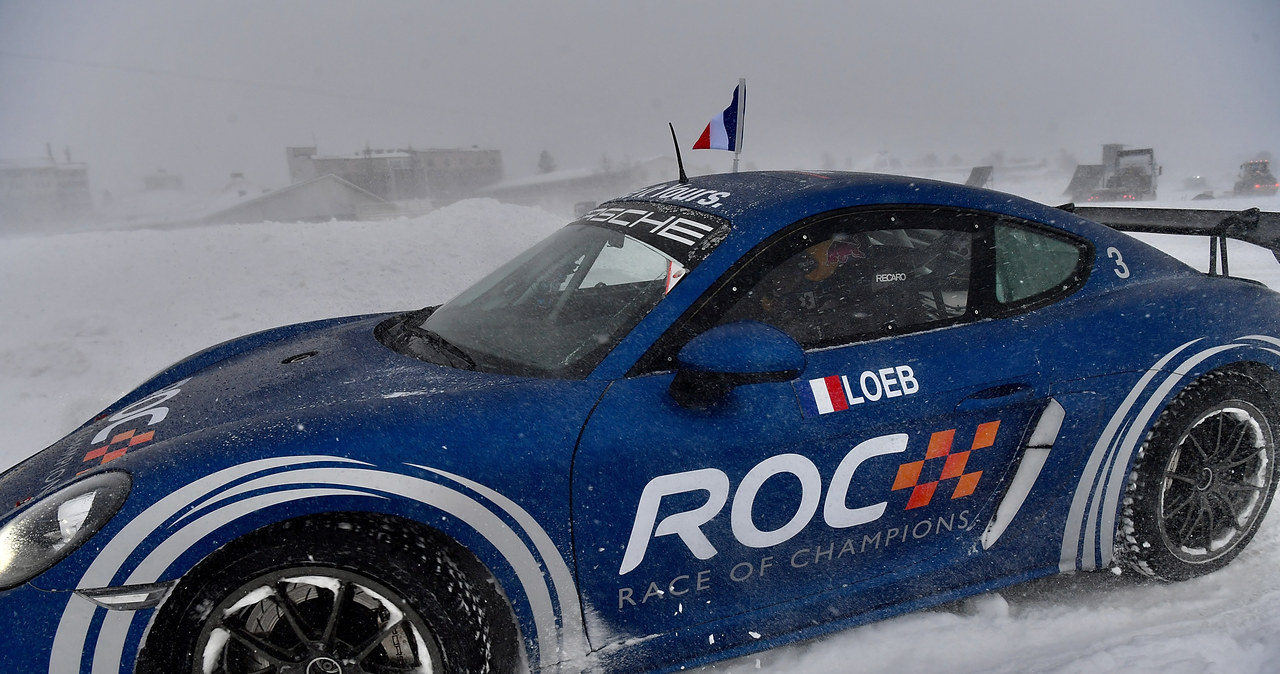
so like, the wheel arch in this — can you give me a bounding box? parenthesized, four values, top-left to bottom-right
(51, 457, 587, 674)
(1112, 363, 1280, 579)
(1060, 336, 1280, 574)
(1229, 359, 1280, 400)
(1121, 356, 1280, 490)
(134, 510, 526, 673)
(1116, 344, 1280, 499)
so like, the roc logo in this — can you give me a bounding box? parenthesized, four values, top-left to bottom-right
(78, 428, 155, 474)
(892, 421, 1000, 509)
(74, 376, 190, 476)
(618, 421, 1002, 574)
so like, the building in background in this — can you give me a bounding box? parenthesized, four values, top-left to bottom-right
(143, 169, 185, 192)
(477, 156, 674, 216)
(201, 174, 387, 226)
(0, 145, 92, 228)
(286, 145, 502, 203)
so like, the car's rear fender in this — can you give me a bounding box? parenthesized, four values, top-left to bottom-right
(1057, 337, 1280, 574)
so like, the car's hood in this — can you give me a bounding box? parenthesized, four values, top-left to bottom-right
(0, 314, 516, 518)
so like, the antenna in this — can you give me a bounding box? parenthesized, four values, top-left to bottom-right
(669, 122, 689, 184)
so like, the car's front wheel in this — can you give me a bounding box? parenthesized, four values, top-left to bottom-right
(138, 513, 521, 674)
(1118, 371, 1279, 581)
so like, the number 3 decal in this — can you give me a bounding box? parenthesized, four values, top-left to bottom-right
(1107, 247, 1130, 279)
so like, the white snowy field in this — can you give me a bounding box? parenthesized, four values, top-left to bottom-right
(3, 194, 1280, 672)
(0, 199, 566, 465)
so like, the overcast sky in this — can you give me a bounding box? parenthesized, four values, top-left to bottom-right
(1, 0, 1277, 198)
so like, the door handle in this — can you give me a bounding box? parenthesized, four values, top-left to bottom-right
(956, 383, 1036, 411)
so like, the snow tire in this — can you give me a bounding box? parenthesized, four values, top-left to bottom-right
(1117, 370, 1279, 581)
(137, 512, 522, 674)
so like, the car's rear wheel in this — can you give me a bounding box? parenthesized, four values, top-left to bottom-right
(138, 513, 521, 674)
(1118, 371, 1279, 581)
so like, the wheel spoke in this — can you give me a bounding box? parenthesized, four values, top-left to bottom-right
(1198, 501, 1217, 550)
(352, 617, 407, 663)
(226, 625, 297, 668)
(1206, 488, 1239, 529)
(1164, 490, 1197, 521)
(271, 582, 315, 645)
(1223, 451, 1264, 471)
(1211, 414, 1229, 462)
(1165, 472, 1200, 488)
(321, 579, 352, 646)
(1223, 418, 1253, 464)
(1184, 431, 1211, 464)
(1175, 500, 1206, 546)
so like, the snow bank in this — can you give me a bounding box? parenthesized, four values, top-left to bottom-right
(0, 198, 562, 460)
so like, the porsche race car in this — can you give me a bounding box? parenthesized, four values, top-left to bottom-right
(2, 171, 1279, 673)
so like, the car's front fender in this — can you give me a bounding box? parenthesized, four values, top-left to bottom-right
(43, 455, 590, 673)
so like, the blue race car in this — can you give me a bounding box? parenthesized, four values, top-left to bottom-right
(2, 171, 1279, 673)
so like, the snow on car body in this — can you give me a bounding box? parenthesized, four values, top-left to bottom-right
(2, 171, 1279, 673)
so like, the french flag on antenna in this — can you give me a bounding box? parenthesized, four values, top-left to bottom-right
(693, 79, 746, 154)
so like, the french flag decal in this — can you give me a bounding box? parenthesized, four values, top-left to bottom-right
(801, 375, 851, 416)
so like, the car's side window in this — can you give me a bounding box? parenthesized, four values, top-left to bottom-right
(993, 223, 1088, 307)
(715, 212, 974, 349)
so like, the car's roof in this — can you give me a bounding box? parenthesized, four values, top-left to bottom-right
(616, 170, 1097, 243)
(604, 170, 1219, 307)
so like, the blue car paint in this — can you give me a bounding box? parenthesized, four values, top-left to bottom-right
(5, 315, 604, 671)
(2, 171, 1279, 673)
(574, 288, 1048, 668)
(677, 321, 806, 375)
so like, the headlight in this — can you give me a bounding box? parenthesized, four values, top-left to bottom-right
(0, 472, 132, 590)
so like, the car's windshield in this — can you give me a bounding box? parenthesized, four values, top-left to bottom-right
(391, 202, 729, 377)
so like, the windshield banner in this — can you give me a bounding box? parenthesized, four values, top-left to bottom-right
(574, 202, 730, 267)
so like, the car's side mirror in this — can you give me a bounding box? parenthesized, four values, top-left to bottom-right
(669, 320, 806, 409)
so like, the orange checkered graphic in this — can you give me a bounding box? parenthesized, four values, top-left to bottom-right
(952, 471, 983, 499)
(973, 421, 1000, 449)
(891, 421, 1000, 509)
(892, 461, 924, 491)
(78, 428, 156, 474)
(905, 482, 937, 510)
(939, 451, 969, 480)
(926, 429, 954, 459)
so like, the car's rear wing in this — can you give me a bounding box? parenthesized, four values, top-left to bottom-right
(1067, 205, 1280, 276)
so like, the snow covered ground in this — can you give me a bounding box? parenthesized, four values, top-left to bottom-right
(0, 199, 565, 465)
(2, 191, 1280, 672)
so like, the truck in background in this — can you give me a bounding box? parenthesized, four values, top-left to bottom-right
(1234, 159, 1279, 197)
(1064, 143, 1161, 202)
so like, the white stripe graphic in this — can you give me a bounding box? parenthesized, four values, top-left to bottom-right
(54, 457, 578, 672)
(1092, 344, 1243, 568)
(1060, 339, 1199, 572)
(1062, 336, 1274, 572)
(414, 465, 588, 660)
(1241, 334, 1280, 349)
(52, 455, 359, 673)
